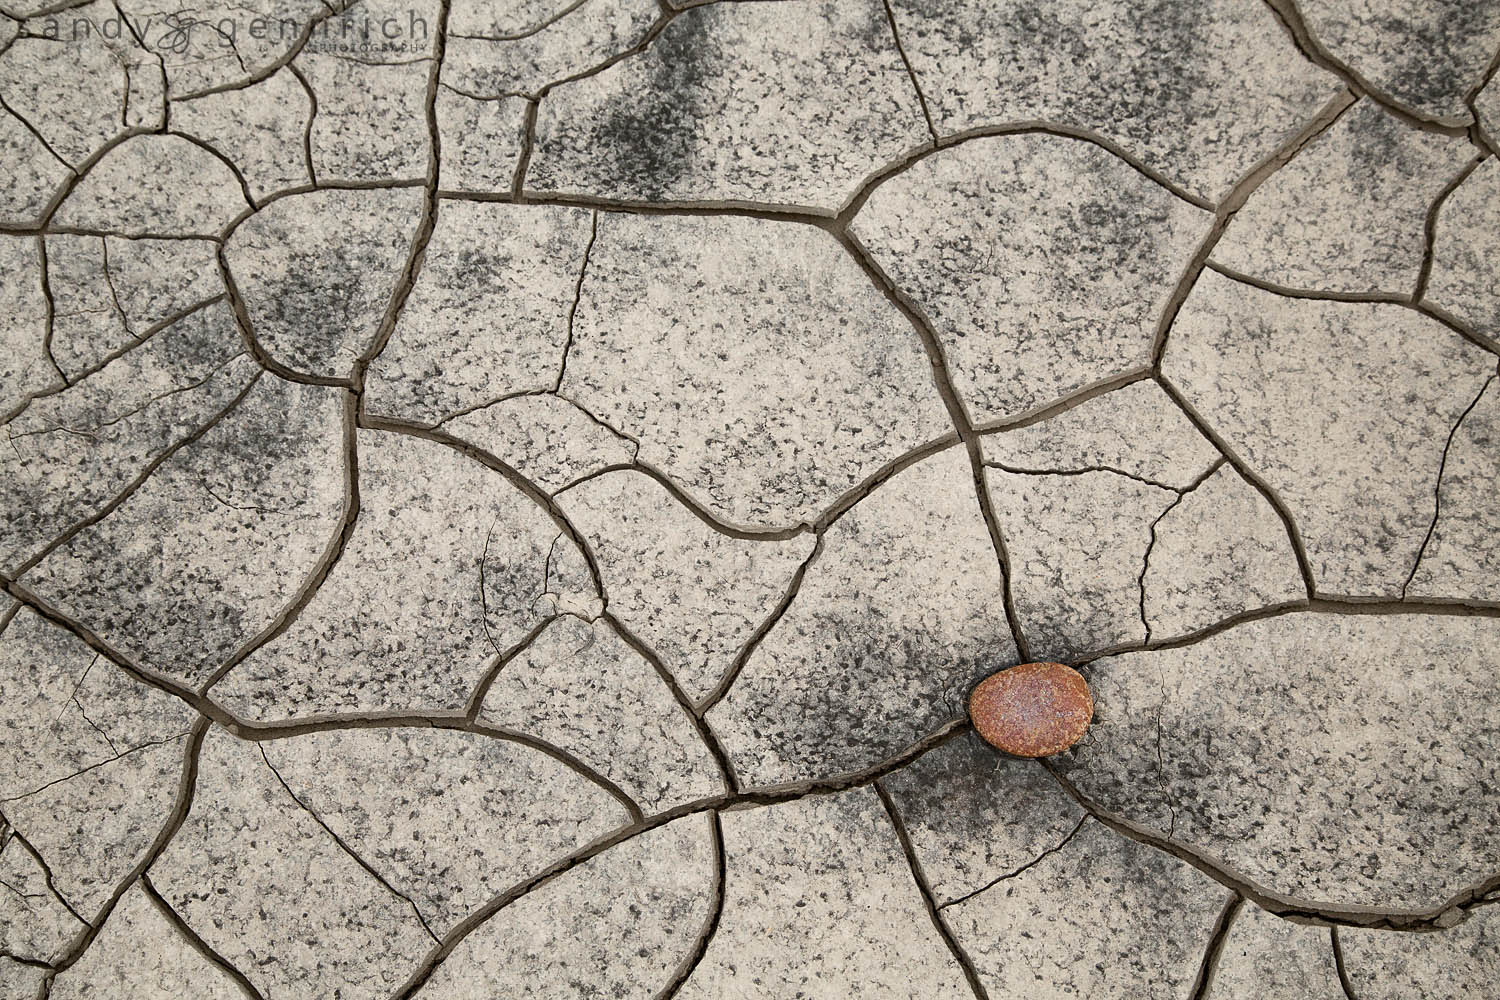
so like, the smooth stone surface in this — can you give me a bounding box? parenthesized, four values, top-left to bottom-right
(53, 135, 250, 237)
(711, 447, 1017, 786)
(969, 662, 1093, 758)
(48, 882, 245, 999)
(675, 787, 974, 998)
(479, 616, 725, 812)
(1406, 372, 1500, 601)
(978, 379, 1220, 488)
(260, 727, 629, 932)
(225, 186, 425, 379)
(212, 427, 584, 719)
(1205, 903, 1345, 1000)
(986, 466, 1176, 660)
(23, 376, 345, 688)
(1341, 904, 1500, 999)
(1425, 156, 1500, 341)
(366, 201, 591, 424)
(946, 819, 1231, 1000)
(1214, 99, 1473, 294)
(854, 135, 1210, 425)
(1054, 612, 1500, 911)
(557, 469, 816, 703)
(886, 0, 1339, 201)
(151, 728, 436, 999)
(527, 0, 931, 211)
(1296, 0, 1500, 121)
(414, 814, 716, 1000)
(561, 212, 951, 528)
(1163, 268, 1495, 598)
(1143, 463, 1306, 640)
(880, 736, 1086, 905)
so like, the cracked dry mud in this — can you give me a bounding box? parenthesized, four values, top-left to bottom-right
(2, 0, 1499, 998)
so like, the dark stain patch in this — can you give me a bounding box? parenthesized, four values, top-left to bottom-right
(590, 9, 723, 199)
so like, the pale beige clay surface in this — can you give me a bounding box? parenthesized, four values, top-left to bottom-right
(1, 1, 1498, 998)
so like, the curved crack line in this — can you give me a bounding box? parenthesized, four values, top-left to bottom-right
(652, 810, 725, 1000)
(1150, 87, 1359, 368)
(1331, 926, 1361, 1000)
(5, 368, 263, 580)
(1260, 0, 1477, 135)
(1204, 259, 1500, 359)
(1137, 458, 1228, 644)
(874, 780, 992, 1000)
(215, 246, 351, 388)
(0, 732, 189, 806)
(694, 532, 824, 716)
(878, 0, 937, 146)
(449, 0, 591, 43)
(198, 387, 360, 695)
(350, 0, 451, 390)
(838, 228, 1032, 662)
(603, 610, 739, 794)
(937, 813, 1090, 912)
(1040, 760, 1500, 931)
(1413, 154, 1487, 303)
(0, 824, 90, 928)
(1153, 371, 1318, 601)
(164, 130, 257, 212)
(1187, 893, 1245, 1000)
(283, 61, 320, 189)
(1400, 368, 1497, 599)
(172, 2, 345, 101)
(385, 716, 971, 1000)
(356, 413, 609, 601)
(44, 715, 210, 980)
(553, 208, 598, 392)
(6, 349, 248, 444)
(138, 873, 266, 1000)
(258, 745, 440, 944)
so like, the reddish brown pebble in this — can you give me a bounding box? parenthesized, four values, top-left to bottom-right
(968, 662, 1093, 758)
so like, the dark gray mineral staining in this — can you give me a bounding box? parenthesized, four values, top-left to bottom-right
(1, 1, 1497, 996)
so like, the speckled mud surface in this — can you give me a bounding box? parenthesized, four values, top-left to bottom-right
(3, 1, 1500, 997)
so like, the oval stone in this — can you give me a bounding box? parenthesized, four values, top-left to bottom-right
(968, 662, 1093, 757)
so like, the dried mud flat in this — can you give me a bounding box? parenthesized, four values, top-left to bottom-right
(3, 0, 1500, 997)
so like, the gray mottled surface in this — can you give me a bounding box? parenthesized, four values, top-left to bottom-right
(1164, 267, 1495, 599)
(886, 0, 1340, 202)
(675, 787, 973, 998)
(946, 818, 1232, 1000)
(1425, 155, 1500, 342)
(853, 134, 1210, 425)
(1295, 0, 1500, 122)
(1206, 903, 1346, 1000)
(3, 1, 1499, 996)
(1214, 99, 1473, 294)
(1055, 612, 1500, 911)
(1341, 902, 1500, 999)
(710, 447, 1016, 786)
